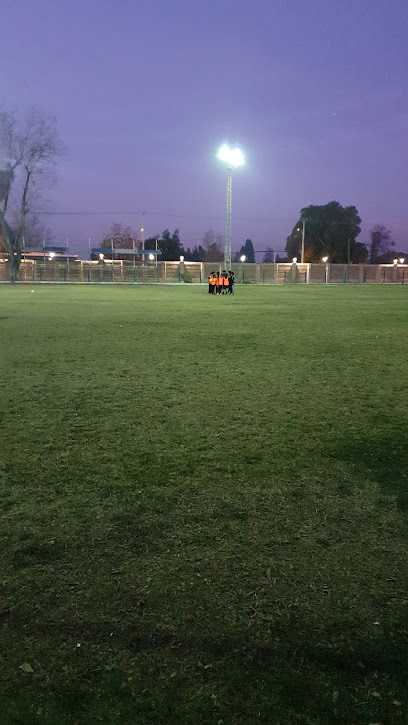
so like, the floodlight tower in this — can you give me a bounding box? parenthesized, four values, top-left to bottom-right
(217, 145, 244, 271)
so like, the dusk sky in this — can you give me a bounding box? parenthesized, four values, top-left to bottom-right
(2, 0, 408, 257)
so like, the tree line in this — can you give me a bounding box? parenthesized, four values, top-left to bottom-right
(99, 223, 257, 263)
(1, 105, 405, 283)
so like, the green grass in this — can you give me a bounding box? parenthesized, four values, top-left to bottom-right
(1, 284, 408, 724)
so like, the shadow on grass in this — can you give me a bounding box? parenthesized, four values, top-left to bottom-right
(3, 618, 408, 724)
(329, 430, 408, 512)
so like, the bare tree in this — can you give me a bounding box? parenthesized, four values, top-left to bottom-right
(262, 247, 275, 263)
(369, 225, 394, 264)
(101, 221, 139, 261)
(202, 229, 223, 262)
(0, 108, 64, 281)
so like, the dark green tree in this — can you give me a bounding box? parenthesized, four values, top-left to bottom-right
(286, 202, 361, 263)
(352, 242, 369, 263)
(157, 229, 183, 261)
(236, 238, 255, 263)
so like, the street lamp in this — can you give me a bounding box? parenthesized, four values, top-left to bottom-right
(322, 256, 329, 284)
(393, 259, 398, 265)
(399, 258, 405, 264)
(240, 254, 246, 262)
(179, 255, 184, 262)
(99, 253, 104, 260)
(217, 144, 244, 272)
(292, 257, 298, 264)
(148, 253, 154, 261)
(296, 221, 306, 263)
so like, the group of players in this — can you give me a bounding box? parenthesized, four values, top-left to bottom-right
(208, 271, 235, 295)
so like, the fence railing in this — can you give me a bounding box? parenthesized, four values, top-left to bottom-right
(0, 260, 407, 285)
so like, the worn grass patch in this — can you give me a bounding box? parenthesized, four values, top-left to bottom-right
(1, 284, 408, 724)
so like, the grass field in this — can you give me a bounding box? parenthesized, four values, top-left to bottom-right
(1, 284, 408, 725)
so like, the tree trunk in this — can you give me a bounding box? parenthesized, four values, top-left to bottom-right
(0, 214, 20, 282)
(9, 256, 18, 283)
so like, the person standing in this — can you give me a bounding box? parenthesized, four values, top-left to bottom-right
(215, 272, 221, 295)
(208, 272, 215, 294)
(228, 271, 235, 294)
(223, 271, 229, 294)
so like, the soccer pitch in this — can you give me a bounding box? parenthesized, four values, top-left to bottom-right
(1, 284, 408, 724)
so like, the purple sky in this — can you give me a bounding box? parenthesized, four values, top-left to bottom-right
(2, 0, 408, 257)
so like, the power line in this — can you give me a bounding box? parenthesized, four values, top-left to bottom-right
(32, 208, 408, 229)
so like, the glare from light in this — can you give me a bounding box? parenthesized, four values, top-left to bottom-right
(141, 228, 144, 232)
(49, 251, 55, 259)
(179, 255, 184, 262)
(240, 255, 246, 262)
(322, 256, 329, 263)
(217, 144, 244, 168)
(148, 253, 154, 261)
(399, 257, 405, 264)
(292, 257, 298, 263)
(99, 253, 104, 260)
(393, 259, 398, 265)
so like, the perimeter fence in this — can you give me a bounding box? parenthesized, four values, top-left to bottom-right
(0, 260, 407, 285)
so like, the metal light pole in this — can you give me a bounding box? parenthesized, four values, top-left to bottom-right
(141, 212, 145, 273)
(225, 168, 232, 271)
(301, 220, 305, 263)
(217, 145, 244, 272)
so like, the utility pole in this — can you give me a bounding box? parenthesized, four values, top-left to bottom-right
(347, 237, 351, 265)
(301, 220, 306, 263)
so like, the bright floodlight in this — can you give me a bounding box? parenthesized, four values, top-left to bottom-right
(393, 259, 398, 265)
(99, 253, 104, 260)
(49, 251, 55, 259)
(322, 256, 329, 263)
(240, 255, 246, 262)
(217, 144, 244, 168)
(399, 258, 405, 264)
(179, 255, 184, 262)
(148, 253, 154, 261)
(292, 257, 298, 263)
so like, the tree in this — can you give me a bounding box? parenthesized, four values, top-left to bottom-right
(352, 242, 369, 263)
(157, 229, 183, 261)
(22, 212, 54, 249)
(262, 247, 275, 263)
(200, 229, 224, 262)
(0, 210, 53, 255)
(236, 238, 255, 263)
(286, 202, 361, 263)
(0, 108, 64, 281)
(369, 225, 394, 264)
(101, 221, 139, 260)
(191, 245, 206, 261)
